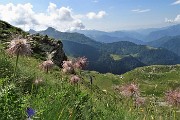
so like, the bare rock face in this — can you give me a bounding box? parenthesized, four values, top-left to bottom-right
(52, 44, 67, 67)
(30, 34, 67, 67)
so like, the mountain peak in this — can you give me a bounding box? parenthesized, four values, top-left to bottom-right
(28, 29, 37, 34)
(46, 27, 57, 32)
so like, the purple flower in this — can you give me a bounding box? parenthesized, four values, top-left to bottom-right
(26, 107, 35, 118)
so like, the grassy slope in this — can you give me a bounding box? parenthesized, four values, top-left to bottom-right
(0, 46, 138, 120)
(110, 54, 122, 60)
(0, 41, 180, 120)
(1, 45, 180, 120)
(89, 65, 180, 97)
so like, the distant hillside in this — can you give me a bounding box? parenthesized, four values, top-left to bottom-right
(147, 36, 173, 47)
(89, 54, 145, 74)
(148, 36, 180, 56)
(102, 41, 180, 65)
(62, 40, 100, 61)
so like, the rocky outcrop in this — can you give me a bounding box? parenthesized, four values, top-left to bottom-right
(30, 34, 67, 67)
(0, 20, 67, 67)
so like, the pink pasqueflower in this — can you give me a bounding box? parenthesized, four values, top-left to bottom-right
(39, 60, 54, 72)
(70, 75, 80, 84)
(165, 89, 180, 106)
(135, 97, 145, 106)
(119, 83, 140, 97)
(62, 60, 74, 74)
(73, 57, 87, 69)
(7, 38, 32, 56)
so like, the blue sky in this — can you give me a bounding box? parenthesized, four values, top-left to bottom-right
(0, 0, 180, 31)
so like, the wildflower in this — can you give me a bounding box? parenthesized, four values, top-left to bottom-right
(62, 60, 74, 74)
(26, 107, 35, 118)
(7, 38, 32, 56)
(165, 89, 180, 106)
(73, 62, 82, 69)
(119, 83, 140, 97)
(39, 51, 55, 73)
(70, 75, 80, 84)
(135, 97, 145, 106)
(39, 60, 54, 73)
(73, 57, 87, 69)
(62, 60, 73, 68)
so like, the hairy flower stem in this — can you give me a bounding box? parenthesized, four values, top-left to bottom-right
(173, 109, 176, 120)
(13, 50, 20, 79)
(46, 67, 48, 73)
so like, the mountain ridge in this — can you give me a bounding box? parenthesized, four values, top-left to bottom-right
(30, 27, 180, 74)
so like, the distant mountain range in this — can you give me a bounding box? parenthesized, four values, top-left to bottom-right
(28, 26, 180, 74)
(38, 27, 102, 48)
(29, 23, 180, 43)
(73, 29, 145, 44)
(145, 24, 180, 41)
(73, 24, 180, 42)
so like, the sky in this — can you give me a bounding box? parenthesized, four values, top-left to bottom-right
(0, 0, 180, 31)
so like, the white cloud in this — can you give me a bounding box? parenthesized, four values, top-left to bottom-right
(174, 15, 180, 22)
(172, 0, 180, 5)
(86, 11, 106, 19)
(131, 9, 151, 13)
(165, 18, 175, 23)
(165, 15, 180, 23)
(0, 2, 85, 31)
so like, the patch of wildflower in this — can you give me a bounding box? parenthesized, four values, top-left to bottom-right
(165, 89, 180, 106)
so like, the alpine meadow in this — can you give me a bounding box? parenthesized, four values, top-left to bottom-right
(0, 0, 180, 120)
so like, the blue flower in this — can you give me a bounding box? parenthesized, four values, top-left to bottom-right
(26, 107, 35, 118)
